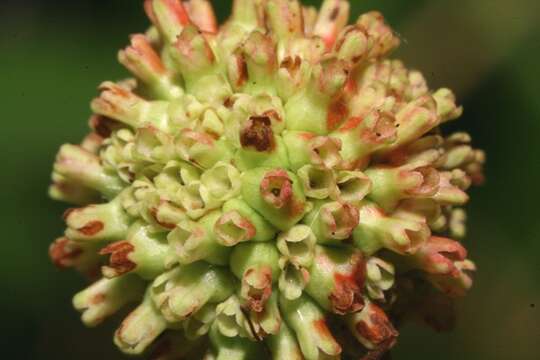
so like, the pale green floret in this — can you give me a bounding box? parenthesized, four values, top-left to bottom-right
(280, 294, 342, 360)
(114, 289, 168, 355)
(151, 263, 237, 322)
(221, 198, 278, 242)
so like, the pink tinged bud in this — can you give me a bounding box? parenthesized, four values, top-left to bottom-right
(285, 58, 350, 135)
(366, 163, 440, 212)
(353, 202, 430, 255)
(265, 0, 304, 41)
(183, 0, 218, 34)
(91, 82, 147, 128)
(118, 34, 166, 84)
(377, 95, 439, 155)
(428, 259, 476, 297)
(314, 0, 351, 50)
(306, 246, 366, 315)
(334, 25, 370, 65)
(146, 0, 191, 44)
(346, 301, 398, 351)
(250, 293, 284, 338)
(412, 236, 467, 276)
(54, 144, 124, 198)
(334, 110, 397, 169)
(356, 11, 400, 58)
(433, 171, 470, 205)
(171, 25, 231, 103)
(175, 129, 232, 169)
(241, 168, 306, 230)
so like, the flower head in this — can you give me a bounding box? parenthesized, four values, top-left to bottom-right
(49, 0, 484, 358)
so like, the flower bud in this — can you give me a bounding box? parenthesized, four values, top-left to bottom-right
(365, 257, 395, 301)
(64, 196, 131, 242)
(53, 144, 124, 199)
(306, 246, 365, 314)
(221, 198, 278, 242)
(184, 0, 217, 34)
(265, 320, 303, 360)
(353, 201, 430, 255)
(346, 300, 398, 351)
(283, 132, 343, 171)
(241, 168, 307, 230)
(297, 165, 337, 199)
(280, 294, 342, 360)
(152, 263, 237, 322)
(314, 0, 350, 50)
(118, 34, 182, 100)
(145, 0, 191, 44)
(49, 237, 100, 277)
(265, 0, 304, 42)
(366, 161, 440, 212)
(208, 322, 263, 360)
(73, 275, 145, 326)
(114, 289, 168, 354)
(356, 11, 400, 58)
(230, 242, 280, 312)
(101, 222, 170, 279)
(303, 200, 359, 244)
(167, 211, 231, 265)
(285, 58, 350, 135)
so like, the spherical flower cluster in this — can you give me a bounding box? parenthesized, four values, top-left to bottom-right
(49, 0, 485, 359)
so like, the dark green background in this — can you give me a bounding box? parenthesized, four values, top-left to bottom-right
(1, 0, 538, 358)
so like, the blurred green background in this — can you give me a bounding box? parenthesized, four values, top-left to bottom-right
(1, 0, 538, 358)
